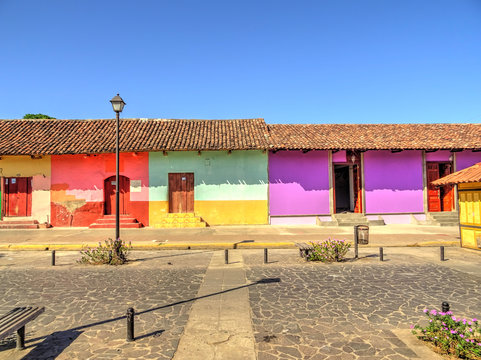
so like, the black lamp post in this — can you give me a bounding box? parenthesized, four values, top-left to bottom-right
(110, 94, 126, 244)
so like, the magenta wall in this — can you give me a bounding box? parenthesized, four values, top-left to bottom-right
(269, 151, 330, 215)
(456, 151, 481, 171)
(364, 150, 424, 214)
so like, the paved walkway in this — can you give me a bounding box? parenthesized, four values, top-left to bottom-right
(0, 224, 460, 250)
(174, 251, 256, 360)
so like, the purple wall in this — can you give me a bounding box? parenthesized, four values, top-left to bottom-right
(364, 150, 424, 213)
(426, 150, 451, 162)
(269, 151, 330, 215)
(456, 151, 481, 171)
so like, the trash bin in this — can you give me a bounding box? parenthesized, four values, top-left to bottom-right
(355, 225, 369, 245)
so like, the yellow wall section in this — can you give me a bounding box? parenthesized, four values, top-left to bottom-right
(0, 156, 51, 223)
(194, 200, 268, 225)
(149, 201, 169, 225)
(149, 200, 268, 225)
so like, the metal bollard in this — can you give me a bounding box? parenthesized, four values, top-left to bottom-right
(225, 249, 229, 264)
(16, 326, 25, 350)
(354, 226, 359, 259)
(264, 248, 268, 264)
(334, 247, 339, 262)
(379, 247, 383, 262)
(126, 308, 135, 342)
(51, 250, 56, 266)
(440, 246, 445, 261)
(442, 302, 450, 313)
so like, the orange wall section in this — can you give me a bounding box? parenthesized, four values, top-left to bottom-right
(50, 153, 149, 227)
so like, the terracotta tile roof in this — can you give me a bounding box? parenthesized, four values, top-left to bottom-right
(268, 124, 481, 150)
(432, 162, 481, 185)
(0, 118, 269, 155)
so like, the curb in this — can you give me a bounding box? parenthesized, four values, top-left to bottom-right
(0, 241, 459, 251)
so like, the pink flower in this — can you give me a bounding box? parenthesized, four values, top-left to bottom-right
(410, 324, 414, 329)
(473, 318, 478, 322)
(430, 310, 437, 315)
(446, 311, 453, 315)
(423, 309, 428, 313)
(451, 316, 457, 321)
(460, 334, 464, 338)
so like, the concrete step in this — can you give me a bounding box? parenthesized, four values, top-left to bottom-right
(368, 219, 386, 226)
(89, 223, 143, 229)
(95, 218, 138, 224)
(0, 220, 40, 229)
(152, 222, 207, 229)
(0, 220, 39, 224)
(163, 213, 197, 218)
(0, 224, 39, 229)
(159, 217, 202, 224)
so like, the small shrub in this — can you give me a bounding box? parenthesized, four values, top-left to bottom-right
(412, 308, 481, 359)
(307, 239, 351, 262)
(78, 239, 131, 265)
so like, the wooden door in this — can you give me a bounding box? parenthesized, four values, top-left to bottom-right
(3, 177, 32, 217)
(104, 176, 130, 215)
(441, 164, 454, 211)
(168, 173, 194, 213)
(353, 165, 362, 213)
(427, 163, 441, 212)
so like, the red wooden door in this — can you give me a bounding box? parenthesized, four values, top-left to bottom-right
(4, 177, 32, 217)
(441, 164, 453, 211)
(104, 176, 130, 215)
(353, 165, 362, 213)
(427, 163, 441, 212)
(169, 173, 194, 213)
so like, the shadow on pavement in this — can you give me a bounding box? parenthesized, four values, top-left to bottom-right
(20, 277, 281, 358)
(21, 330, 82, 360)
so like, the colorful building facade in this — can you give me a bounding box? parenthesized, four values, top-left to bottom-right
(1, 119, 481, 228)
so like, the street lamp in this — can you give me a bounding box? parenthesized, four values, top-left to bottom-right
(110, 94, 126, 244)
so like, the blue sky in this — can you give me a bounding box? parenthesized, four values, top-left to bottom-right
(0, 0, 480, 123)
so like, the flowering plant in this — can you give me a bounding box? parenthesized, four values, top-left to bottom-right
(78, 238, 132, 265)
(307, 239, 350, 262)
(412, 308, 481, 359)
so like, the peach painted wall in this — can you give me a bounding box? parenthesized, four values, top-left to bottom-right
(51, 153, 149, 227)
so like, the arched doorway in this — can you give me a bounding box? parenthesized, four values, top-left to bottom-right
(104, 175, 130, 215)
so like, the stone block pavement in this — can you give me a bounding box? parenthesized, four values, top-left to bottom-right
(0, 246, 480, 359)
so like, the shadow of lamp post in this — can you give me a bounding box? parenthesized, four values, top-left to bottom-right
(110, 93, 126, 256)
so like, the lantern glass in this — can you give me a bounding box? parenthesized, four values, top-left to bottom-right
(110, 94, 126, 113)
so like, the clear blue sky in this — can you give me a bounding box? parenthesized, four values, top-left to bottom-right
(1, 0, 480, 124)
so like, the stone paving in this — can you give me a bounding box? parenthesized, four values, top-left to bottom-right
(0, 247, 480, 359)
(0, 250, 212, 360)
(243, 248, 481, 360)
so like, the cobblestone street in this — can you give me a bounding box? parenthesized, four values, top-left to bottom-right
(0, 251, 212, 360)
(0, 248, 480, 359)
(244, 248, 481, 360)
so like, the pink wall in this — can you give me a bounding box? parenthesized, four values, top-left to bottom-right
(364, 150, 424, 214)
(426, 150, 451, 162)
(456, 151, 481, 171)
(51, 153, 149, 227)
(269, 151, 330, 216)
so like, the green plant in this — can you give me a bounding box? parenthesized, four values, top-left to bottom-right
(412, 309, 481, 359)
(307, 239, 351, 262)
(23, 113, 56, 119)
(78, 239, 131, 265)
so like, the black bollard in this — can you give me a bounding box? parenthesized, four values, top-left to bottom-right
(334, 247, 339, 262)
(16, 326, 25, 350)
(51, 250, 56, 266)
(379, 247, 384, 262)
(354, 226, 359, 259)
(225, 249, 229, 264)
(126, 308, 135, 342)
(264, 248, 268, 264)
(440, 246, 445, 262)
(442, 302, 450, 313)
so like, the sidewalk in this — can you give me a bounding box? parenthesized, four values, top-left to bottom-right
(0, 224, 460, 250)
